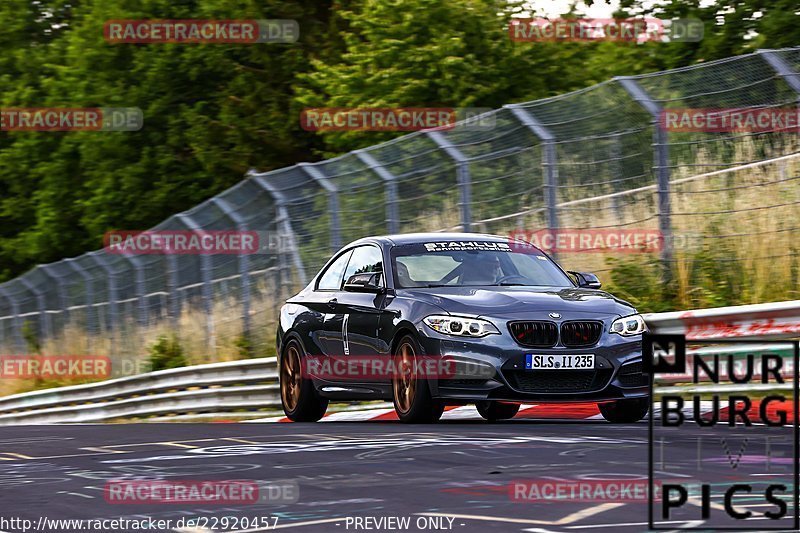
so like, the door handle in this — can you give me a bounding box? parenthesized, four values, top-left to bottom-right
(327, 298, 338, 309)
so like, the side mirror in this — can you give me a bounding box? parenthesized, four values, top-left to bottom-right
(569, 271, 602, 289)
(344, 272, 384, 293)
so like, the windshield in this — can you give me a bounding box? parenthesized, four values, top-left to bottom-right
(391, 241, 574, 288)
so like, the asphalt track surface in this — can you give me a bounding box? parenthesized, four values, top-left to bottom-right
(0, 416, 795, 533)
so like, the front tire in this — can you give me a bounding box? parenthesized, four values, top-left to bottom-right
(598, 398, 648, 423)
(280, 339, 328, 422)
(476, 401, 520, 421)
(392, 335, 444, 423)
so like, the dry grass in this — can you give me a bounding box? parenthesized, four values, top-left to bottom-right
(475, 140, 800, 309)
(0, 277, 282, 396)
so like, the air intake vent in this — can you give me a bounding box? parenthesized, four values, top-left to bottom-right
(509, 321, 558, 348)
(618, 361, 648, 387)
(560, 321, 603, 347)
(505, 368, 613, 393)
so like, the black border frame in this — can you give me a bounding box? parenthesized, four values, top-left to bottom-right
(647, 337, 800, 531)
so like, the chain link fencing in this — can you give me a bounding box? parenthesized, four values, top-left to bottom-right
(1, 47, 799, 362)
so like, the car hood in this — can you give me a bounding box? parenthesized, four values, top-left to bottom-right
(398, 286, 635, 318)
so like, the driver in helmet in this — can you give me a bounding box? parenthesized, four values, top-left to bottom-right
(461, 253, 502, 285)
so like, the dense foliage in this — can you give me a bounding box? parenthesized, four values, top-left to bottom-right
(1, 0, 798, 283)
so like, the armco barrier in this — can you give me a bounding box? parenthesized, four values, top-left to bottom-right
(0, 300, 797, 424)
(0, 357, 280, 425)
(643, 300, 800, 340)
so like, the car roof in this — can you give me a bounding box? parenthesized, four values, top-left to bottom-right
(345, 232, 528, 247)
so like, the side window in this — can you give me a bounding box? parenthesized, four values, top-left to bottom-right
(343, 246, 384, 286)
(317, 250, 353, 291)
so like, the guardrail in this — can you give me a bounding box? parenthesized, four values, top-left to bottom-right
(0, 300, 797, 425)
(643, 300, 800, 340)
(0, 358, 280, 425)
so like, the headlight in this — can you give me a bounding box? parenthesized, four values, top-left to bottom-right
(423, 315, 500, 338)
(610, 314, 647, 336)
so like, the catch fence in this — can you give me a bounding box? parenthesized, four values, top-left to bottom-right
(1, 47, 799, 359)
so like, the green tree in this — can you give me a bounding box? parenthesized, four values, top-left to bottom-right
(621, 0, 800, 63)
(0, 0, 339, 280)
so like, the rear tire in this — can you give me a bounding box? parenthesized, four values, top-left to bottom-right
(598, 398, 648, 423)
(392, 335, 444, 423)
(476, 401, 520, 421)
(280, 339, 328, 422)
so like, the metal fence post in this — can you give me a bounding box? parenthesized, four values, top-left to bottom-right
(122, 255, 149, 327)
(211, 197, 252, 345)
(273, 213, 289, 312)
(0, 287, 24, 353)
(759, 49, 800, 95)
(425, 130, 472, 233)
(250, 174, 292, 315)
(249, 171, 308, 286)
(19, 278, 49, 346)
(610, 132, 623, 219)
(759, 48, 800, 126)
(354, 149, 400, 234)
(505, 105, 559, 255)
(40, 264, 66, 333)
(89, 252, 119, 346)
(64, 258, 94, 350)
(426, 131, 471, 232)
(298, 163, 341, 252)
(616, 76, 673, 280)
(176, 214, 215, 354)
(166, 254, 180, 329)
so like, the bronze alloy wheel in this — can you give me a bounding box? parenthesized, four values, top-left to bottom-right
(279, 340, 328, 422)
(393, 340, 417, 414)
(281, 344, 302, 413)
(391, 335, 444, 423)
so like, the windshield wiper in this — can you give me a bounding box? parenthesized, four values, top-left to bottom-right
(495, 282, 528, 286)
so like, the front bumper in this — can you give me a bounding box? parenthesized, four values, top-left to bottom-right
(416, 321, 647, 403)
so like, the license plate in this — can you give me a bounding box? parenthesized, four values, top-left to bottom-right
(526, 354, 595, 370)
